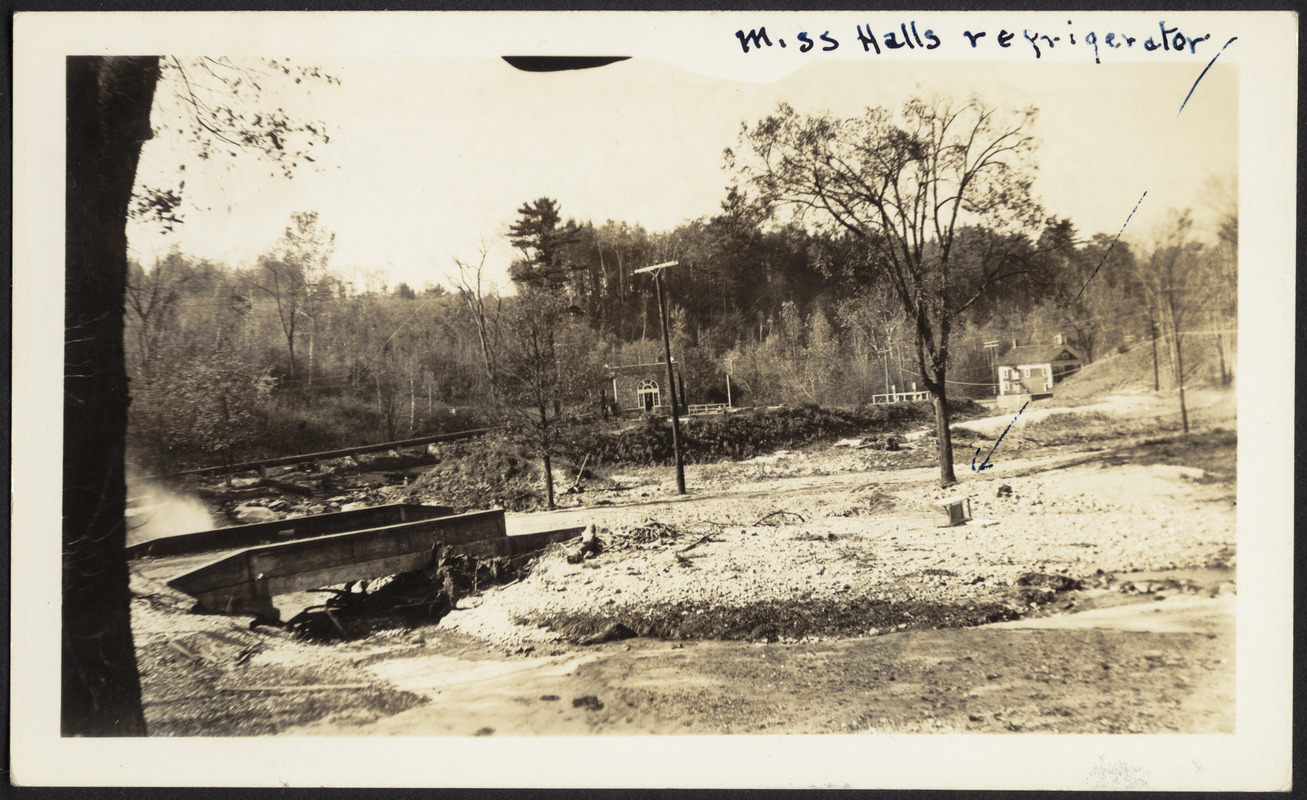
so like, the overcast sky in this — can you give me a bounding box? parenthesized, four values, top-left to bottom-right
(127, 56, 1236, 292)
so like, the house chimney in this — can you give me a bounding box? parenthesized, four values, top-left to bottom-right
(1054, 332, 1067, 346)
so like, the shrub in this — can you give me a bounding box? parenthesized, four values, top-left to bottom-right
(557, 401, 987, 467)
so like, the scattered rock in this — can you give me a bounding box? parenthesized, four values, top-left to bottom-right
(1015, 573, 1081, 592)
(579, 622, 638, 645)
(232, 503, 279, 524)
(572, 695, 605, 711)
(996, 484, 1013, 498)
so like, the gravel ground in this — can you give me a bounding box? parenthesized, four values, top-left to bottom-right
(438, 445, 1236, 648)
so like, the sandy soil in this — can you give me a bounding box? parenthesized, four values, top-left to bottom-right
(280, 593, 1233, 736)
(131, 389, 1237, 736)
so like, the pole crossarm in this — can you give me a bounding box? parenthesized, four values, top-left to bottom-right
(632, 260, 679, 274)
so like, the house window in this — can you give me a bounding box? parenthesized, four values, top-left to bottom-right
(637, 379, 660, 411)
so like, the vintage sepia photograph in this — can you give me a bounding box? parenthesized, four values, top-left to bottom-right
(12, 10, 1294, 791)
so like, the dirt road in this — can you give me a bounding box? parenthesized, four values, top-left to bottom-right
(280, 592, 1232, 736)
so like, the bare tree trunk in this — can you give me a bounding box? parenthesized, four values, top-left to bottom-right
(896, 341, 905, 392)
(542, 452, 555, 510)
(537, 397, 556, 510)
(453, 254, 500, 404)
(931, 375, 958, 488)
(64, 55, 158, 737)
(376, 375, 397, 441)
(1172, 319, 1190, 435)
(1212, 328, 1230, 385)
(306, 323, 315, 394)
(284, 314, 298, 382)
(1148, 315, 1161, 392)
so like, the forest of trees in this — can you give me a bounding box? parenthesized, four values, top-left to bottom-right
(126, 172, 1237, 476)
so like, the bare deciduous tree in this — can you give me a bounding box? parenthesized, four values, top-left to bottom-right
(447, 240, 503, 401)
(250, 210, 336, 384)
(732, 95, 1043, 486)
(1135, 210, 1206, 434)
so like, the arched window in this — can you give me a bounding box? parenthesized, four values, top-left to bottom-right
(637, 379, 660, 411)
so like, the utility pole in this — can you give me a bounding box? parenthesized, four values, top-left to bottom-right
(983, 340, 1000, 396)
(634, 261, 686, 494)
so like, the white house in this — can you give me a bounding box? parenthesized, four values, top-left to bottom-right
(996, 337, 1083, 409)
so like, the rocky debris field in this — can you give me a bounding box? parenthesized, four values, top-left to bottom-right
(198, 454, 419, 527)
(131, 396, 1238, 736)
(438, 443, 1236, 650)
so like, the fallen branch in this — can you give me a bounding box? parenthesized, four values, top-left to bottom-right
(259, 477, 315, 496)
(754, 510, 805, 526)
(167, 640, 200, 662)
(677, 534, 716, 554)
(568, 454, 591, 493)
(219, 683, 373, 693)
(389, 598, 443, 610)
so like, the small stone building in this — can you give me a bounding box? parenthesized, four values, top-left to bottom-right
(607, 360, 686, 415)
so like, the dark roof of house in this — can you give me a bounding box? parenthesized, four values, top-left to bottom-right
(1000, 345, 1082, 366)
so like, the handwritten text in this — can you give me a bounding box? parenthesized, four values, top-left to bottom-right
(734, 20, 1225, 65)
